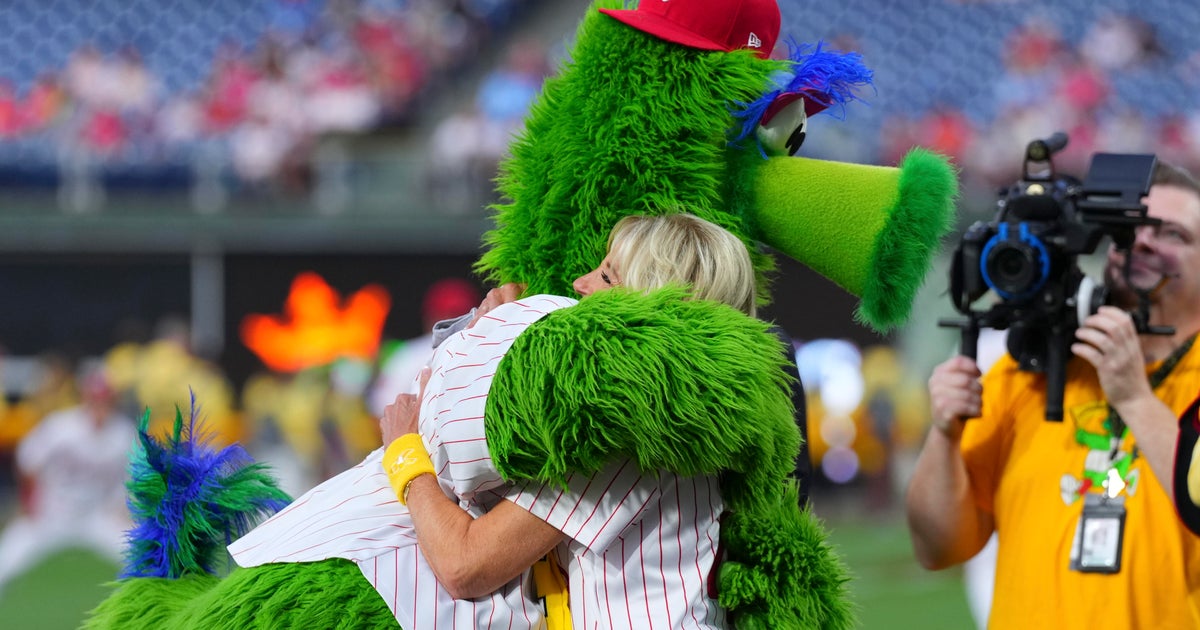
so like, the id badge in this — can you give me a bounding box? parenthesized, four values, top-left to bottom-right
(1069, 493, 1126, 574)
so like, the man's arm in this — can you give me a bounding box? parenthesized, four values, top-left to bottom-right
(906, 356, 995, 570)
(1073, 307, 1179, 495)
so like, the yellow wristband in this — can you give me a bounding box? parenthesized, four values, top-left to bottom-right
(382, 433, 435, 506)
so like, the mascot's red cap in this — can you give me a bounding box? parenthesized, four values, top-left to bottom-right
(600, 0, 780, 59)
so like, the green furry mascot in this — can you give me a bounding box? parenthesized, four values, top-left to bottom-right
(85, 1, 957, 629)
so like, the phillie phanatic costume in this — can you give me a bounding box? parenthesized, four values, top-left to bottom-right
(85, 1, 958, 628)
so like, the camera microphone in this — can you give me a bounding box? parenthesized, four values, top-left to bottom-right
(1027, 133, 1069, 161)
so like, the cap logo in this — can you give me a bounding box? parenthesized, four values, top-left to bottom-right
(747, 32, 762, 48)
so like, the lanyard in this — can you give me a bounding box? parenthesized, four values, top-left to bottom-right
(1074, 334, 1197, 486)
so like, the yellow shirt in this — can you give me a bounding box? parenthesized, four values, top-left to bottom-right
(963, 344, 1200, 630)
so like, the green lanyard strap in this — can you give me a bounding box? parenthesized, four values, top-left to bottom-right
(1073, 334, 1196, 485)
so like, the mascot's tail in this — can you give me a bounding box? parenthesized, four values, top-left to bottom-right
(85, 393, 291, 629)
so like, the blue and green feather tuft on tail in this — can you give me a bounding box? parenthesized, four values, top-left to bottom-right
(122, 391, 291, 579)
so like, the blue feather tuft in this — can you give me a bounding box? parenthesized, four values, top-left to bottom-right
(121, 390, 291, 579)
(730, 39, 875, 156)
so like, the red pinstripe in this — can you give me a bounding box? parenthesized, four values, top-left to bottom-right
(510, 465, 725, 628)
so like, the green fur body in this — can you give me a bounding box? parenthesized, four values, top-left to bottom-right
(86, 561, 396, 630)
(488, 289, 853, 629)
(86, 0, 960, 627)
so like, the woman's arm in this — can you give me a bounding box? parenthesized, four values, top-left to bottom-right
(381, 367, 563, 600)
(404, 477, 564, 599)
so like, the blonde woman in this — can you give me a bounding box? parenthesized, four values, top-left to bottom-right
(233, 213, 768, 630)
(387, 213, 760, 630)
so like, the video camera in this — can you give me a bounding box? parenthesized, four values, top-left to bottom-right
(939, 132, 1170, 420)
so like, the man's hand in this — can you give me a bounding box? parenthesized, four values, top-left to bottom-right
(1072, 306, 1153, 407)
(381, 367, 431, 445)
(467, 283, 525, 329)
(928, 355, 982, 440)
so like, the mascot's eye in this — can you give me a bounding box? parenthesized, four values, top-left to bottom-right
(756, 98, 809, 157)
(786, 129, 806, 155)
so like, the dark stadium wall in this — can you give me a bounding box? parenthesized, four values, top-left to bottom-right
(761, 253, 893, 349)
(0, 254, 191, 359)
(0, 252, 885, 397)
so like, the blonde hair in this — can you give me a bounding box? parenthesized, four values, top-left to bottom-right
(606, 213, 757, 317)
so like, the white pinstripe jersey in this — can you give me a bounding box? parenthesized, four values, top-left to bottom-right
(507, 465, 727, 630)
(230, 295, 578, 629)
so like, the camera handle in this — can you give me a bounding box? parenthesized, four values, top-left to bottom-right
(1044, 331, 1069, 421)
(938, 316, 982, 420)
(938, 315, 1071, 421)
(937, 316, 979, 361)
(1132, 289, 1176, 336)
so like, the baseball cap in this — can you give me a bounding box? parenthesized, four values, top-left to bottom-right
(761, 89, 833, 125)
(599, 0, 781, 60)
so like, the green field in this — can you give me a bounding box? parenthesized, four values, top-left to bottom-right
(0, 549, 120, 630)
(826, 515, 976, 629)
(0, 514, 974, 629)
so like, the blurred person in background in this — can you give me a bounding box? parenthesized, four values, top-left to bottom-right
(0, 353, 79, 463)
(0, 364, 134, 597)
(907, 161, 1200, 628)
(368, 277, 480, 417)
(104, 315, 240, 446)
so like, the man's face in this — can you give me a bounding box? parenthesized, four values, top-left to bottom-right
(1105, 184, 1200, 310)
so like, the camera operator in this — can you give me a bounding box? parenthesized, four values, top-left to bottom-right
(906, 161, 1200, 628)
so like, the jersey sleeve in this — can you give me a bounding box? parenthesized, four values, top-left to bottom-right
(504, 459, 658, 554)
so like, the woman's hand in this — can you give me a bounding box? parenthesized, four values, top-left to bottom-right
(467, 283, 525, 329)
(381, 367, 431, 445)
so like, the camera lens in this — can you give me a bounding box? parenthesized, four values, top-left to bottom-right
(985, 243, 1041, 296)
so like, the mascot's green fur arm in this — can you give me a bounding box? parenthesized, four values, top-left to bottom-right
(486, 288, 797, 484)
(86, 560, 399, 630)
(486, 288, 854, 629)
(476, 0, 784, 304)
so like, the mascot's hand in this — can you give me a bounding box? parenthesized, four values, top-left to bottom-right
(756, 96, 808, 157)
(717, 561, 770, 611)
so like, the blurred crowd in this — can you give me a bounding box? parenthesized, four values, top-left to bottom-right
(427, 9, 1200, 217)
(4, 4, 1195, 212)
(425, 36, 551, 214)
(0, 0, 531, 190)
(878, 12, 1200, 208)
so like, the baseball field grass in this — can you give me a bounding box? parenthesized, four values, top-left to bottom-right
(0, 511, 974, 629)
